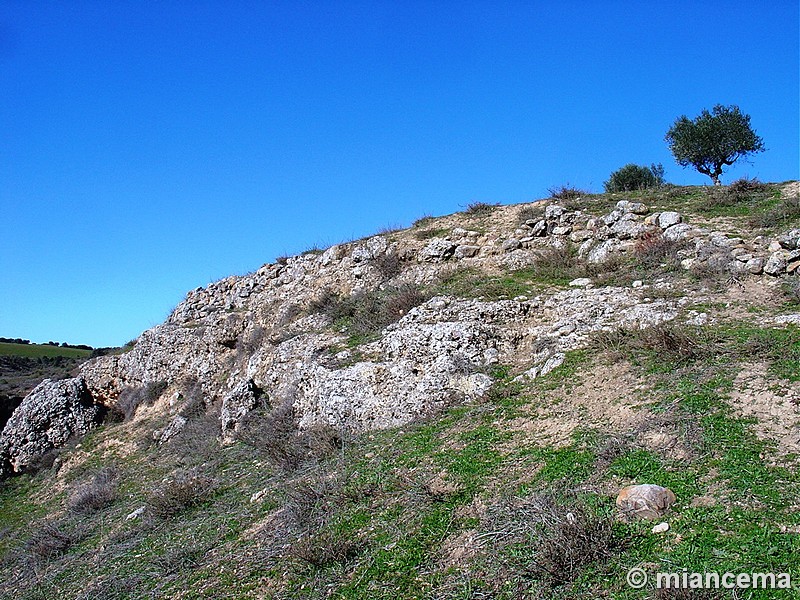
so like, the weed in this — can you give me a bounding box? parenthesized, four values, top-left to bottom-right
(236, 399, 344, 470)
(309, 284, 429, 346)
(412, 214, 435, 228)
(633, 230, 687, 274)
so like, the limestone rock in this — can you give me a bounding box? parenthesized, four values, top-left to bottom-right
(616, 484, 676, 520)
(221, 379, 263, 433)
(763, 252, 788, 276)
(0, 378, 103, 474)
(658, 211, 682, 229)
(419, 238, 457, 262)
(454, 245, 480, 259)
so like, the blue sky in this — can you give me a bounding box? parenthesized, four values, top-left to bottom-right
(1, 1, 798, 348)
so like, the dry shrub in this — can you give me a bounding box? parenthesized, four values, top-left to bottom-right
(547, 185, 588, 202)
(67, 466, 118, 513)
(285, 470, 344, 528)
(751, 194, 800, 229)
(782, 278, 800, 305)
(371, 252, 403, 280)
(464, 201, 501, 216)
(236, 399, 344, 470)
(309, 285, 429, 341)
(148, 469, 216, 519)
(593, 324, 705, 364)
(114, 380, 169, 421)
(633, 230, 686, 273)
(26, 520, 85, 560)
(290, 529, 363, 567)
(481, 492, 620, 587)
(707, 177, 768, 207)
(532, 244, 580, 281)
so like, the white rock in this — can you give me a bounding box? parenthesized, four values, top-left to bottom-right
(657, 211, 682, 228)
(651, 522, 670, 534)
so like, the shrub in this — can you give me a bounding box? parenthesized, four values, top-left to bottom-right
(750, 194, 800, 229)
(148, 469, 216, 518)
(26, 520, 85, 560)
(67, 467, 118, 513)
(633, 230, 686, 273)
(290, 529, 363, 567)
(705, 177, 769, 208)
(309, 284, 429, 344)
(604, 163, 665, 192)
(464, 201, 500, 215)
(481, 492, 621, 587)
(236, 398, 343, 470)
(114, 380, 168, 421)
(547, 185, 588, 201)
(592, 324, 706, 364)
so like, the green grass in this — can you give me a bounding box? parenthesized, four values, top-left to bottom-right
(0, 341, 92, 359)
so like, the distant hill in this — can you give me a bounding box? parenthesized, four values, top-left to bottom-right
(0, 341, 93, 360)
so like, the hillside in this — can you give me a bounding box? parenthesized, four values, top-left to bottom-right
(0, 181, 799, 599)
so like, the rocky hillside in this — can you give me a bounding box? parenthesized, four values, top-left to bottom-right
(1, 181, 798, 599)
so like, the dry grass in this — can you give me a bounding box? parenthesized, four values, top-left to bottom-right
(26, 520, 86, 560)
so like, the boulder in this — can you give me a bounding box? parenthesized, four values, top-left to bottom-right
(418, 238, 457, 263)
(657, 211, 682, 229)
(454, 245, 480, 259)
(616, 484, 676, 520)
(764, 252, 788, 276)
(0, 378, 104, 474)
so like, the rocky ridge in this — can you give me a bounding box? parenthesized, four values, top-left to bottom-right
(2, 186, 799, 475)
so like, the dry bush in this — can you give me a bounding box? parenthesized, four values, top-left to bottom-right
(782, 278, 800, 305)
(481, 492, 620, 587)
(518, 204, 545, 224)
(289, 529, 363, 568)
(464, 201, 501, 216)
(547, 185, 588, 201)
(147, 469, 217, 519)
(532, 244, 580, 281)
(592, 324, 706, 364)
(706, 177, 768, 207)
(751, 193, 800, 229)
(114, 380, 169, 421)
(236, 399, 344, 470)
(26, 520, 86, 560)
(371, 252, 403, 280)
(67, 466, 118, 513)
(285, 470, 344, 528)
(633, 230, 687, 273)
(309, 285, 429, 342)
(168, 403, 222, 466)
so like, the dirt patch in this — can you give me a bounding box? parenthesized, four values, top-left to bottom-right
(730, 362, 800, 456)
(507, 361, 653, 448)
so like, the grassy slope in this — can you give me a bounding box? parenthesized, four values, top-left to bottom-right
(0, 342, 92, 359)
(1, 182, 799, 599)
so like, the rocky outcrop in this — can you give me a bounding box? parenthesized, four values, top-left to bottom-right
(0, 377, 103, 475)
(3, 188, 799, 473)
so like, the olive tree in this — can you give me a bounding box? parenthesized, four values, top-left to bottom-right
(665, 104, 764, 185)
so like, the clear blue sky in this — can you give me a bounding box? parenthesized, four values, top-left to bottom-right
(1, 1, 798, 348)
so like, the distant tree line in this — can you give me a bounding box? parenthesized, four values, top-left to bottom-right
(0, 337, 94, 350)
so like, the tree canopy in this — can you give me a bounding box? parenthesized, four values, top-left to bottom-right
(665, 104, 764, 185)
